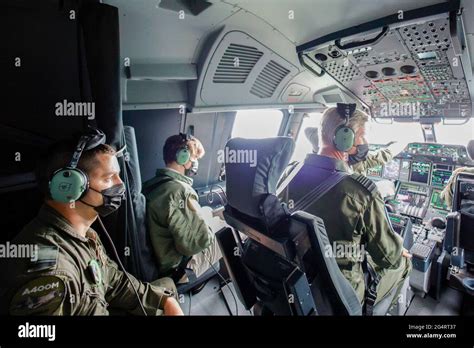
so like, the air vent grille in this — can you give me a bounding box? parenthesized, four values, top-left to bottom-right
(250, 60, 290, 98)
(213, 44, 263, 83)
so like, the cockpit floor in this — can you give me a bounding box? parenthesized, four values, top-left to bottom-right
(181, 276, 463, 316)
(406, 287, 462, 315)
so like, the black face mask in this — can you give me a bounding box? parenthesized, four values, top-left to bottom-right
(81, 183, 125, 217)
(185, 160, 199, 177)
(348, 144, 369, 166)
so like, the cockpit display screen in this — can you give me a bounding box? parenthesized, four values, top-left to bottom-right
(430, 189, 449, 211)
(410, 161, 431, 185)
(431, 164, 453, 188)
(367, 165, 383, 177)
(394, 183, 430, 218)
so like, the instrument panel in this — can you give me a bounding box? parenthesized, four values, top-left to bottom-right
(301, 5, 473, 120)
(402, 143, 470, 163)
(367, 142, 473, 222)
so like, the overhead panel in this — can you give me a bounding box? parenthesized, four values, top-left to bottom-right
(297, 1, 473, 120)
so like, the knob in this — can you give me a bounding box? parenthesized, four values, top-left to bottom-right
(431, 216, 447, 230)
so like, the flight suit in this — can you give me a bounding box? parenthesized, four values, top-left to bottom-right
(279, 154, 411, 304)
(143, 168, 222, 278)
(0, 204, 176, 315)
(440, 166, 474, 208)
(352, 148, 393, 176)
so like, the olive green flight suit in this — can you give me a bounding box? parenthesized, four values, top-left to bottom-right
(352, 148, 393, 176)
(143, 168, 221, 278)
(0, 204, 176, 315)
(441, 166, 474, 208)
(280, 154, 411, 304)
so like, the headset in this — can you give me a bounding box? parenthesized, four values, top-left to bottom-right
(49, 128, 106, 203)
(176, 133, 192, 165)
(333, 103, 357, 152)
(48, 128, 151, 315)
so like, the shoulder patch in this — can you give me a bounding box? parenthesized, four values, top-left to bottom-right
(10, 276, 66, 315)
(27, 245, 59, 273)
(350, 174, 377, 195)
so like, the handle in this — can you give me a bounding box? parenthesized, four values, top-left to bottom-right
(298, 53, 325, 77)
(449, 10, 463, 56)
(335, 26, 389, 51)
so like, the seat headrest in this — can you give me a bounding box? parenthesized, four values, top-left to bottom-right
(224, 137, 295, 218)
(467, 140, 474, 160)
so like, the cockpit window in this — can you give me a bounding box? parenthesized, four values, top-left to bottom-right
(232, 109, 283, 139)
(292, 112, 323, 162)
(435, 119, 474, 146)
(367, 121, 423, 146)
(293, 113, 430, 163)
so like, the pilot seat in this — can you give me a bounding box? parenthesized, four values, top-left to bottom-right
(445, 172, 474, 314)
(216, 136, 408, 315)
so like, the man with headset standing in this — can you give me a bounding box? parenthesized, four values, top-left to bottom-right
(143, 134, 223, 283)
(279, 104, 412, 315)
(0, 129, 183, 315)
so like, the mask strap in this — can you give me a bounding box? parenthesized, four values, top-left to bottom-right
(78, 187, 102, 208)
(79, 199, 98, 209)
(88, 187, 102, 194)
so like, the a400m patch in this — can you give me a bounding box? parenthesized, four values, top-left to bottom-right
(10, 276, 66, 315)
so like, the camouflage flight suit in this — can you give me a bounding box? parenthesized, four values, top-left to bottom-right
(440, 166, 474, 208)
(351, 148, 393, 176)
(143, 168, 221, 278)
(0, 204, 177, 315)
(279, 154, 411, 304)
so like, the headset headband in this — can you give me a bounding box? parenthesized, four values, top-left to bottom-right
(69, 128, 106, 169)
(179, 133, 192, 142)
(336, 103, 356, 124)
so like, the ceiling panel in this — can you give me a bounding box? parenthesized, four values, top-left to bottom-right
(104, 0, 238, 63)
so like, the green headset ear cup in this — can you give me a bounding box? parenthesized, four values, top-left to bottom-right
(176, 147, 191, 165)
(49, 168, 88, 203)
(333, 126, 355, 152)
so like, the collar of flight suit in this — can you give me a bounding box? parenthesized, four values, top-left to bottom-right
(156, 167, 193, 186)
(304, 153, 350, 173)
(38, 204, 97, 243)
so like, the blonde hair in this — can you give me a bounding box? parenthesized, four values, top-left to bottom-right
(163, 134, 205, 164)
(320, 107, 370, 146)
(188, 136, 205, 159)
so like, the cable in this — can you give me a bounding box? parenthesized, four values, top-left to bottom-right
(207, 190, 225, 206)
(188, 291, 192, 316)
(213, 184, 227, 202)
(97, 216, 148, 316)
(207, 184, 227, 206)
(204, 252, 238, 316)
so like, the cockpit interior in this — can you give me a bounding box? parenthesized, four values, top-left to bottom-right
(2, 0, 474, 328)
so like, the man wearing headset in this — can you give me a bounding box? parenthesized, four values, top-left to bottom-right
(279, 104, 412, 314)
(143, 134, 223, 283)
(0, 129, 183, 315)
(304, 126, 406, 177)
